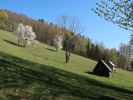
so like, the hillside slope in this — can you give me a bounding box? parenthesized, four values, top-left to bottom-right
(0, 30, 133, 100)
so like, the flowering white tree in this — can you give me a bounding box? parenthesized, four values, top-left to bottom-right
(25, 25, 36, 45)
(16, 23, 36, 47)
(54, 34, 63, 51)
(16, 23, 25, 46)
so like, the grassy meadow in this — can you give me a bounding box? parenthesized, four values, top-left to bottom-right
(0, 29, 133, 100)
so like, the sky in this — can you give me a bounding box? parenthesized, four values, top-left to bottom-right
(0, 0, 131, 49)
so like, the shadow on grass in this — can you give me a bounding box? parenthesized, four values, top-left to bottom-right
(85, 71, 94, 75)
(0, 51, 133, 100)
(97, 96, 117, 100)
(85, 71, 110, 78)
(3, 39, 21, 47)
(46, 48, 57, 52)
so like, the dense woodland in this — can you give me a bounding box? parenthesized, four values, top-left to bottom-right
(0, 9, 131, 70)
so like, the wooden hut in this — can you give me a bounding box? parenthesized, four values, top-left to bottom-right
(93, 60, 112, 77)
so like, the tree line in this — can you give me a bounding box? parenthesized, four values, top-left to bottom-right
(0, 9, 130, 70)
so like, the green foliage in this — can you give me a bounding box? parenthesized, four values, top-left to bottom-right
(109, 49, 118, 63)
(38, 18, 44, 23)
(130, 60, 133, 69)
(86, 39, 92, 57)
(117, 55, 129, 70)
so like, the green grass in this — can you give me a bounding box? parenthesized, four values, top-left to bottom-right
(0, 29, 133, 100)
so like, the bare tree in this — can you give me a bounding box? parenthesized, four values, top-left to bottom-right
(56, 16, 83, 63)
(69, 16, 84, 34)
(56, 16, 83, 34)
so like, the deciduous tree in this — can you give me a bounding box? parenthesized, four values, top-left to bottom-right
(94, 0, 133, 31)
